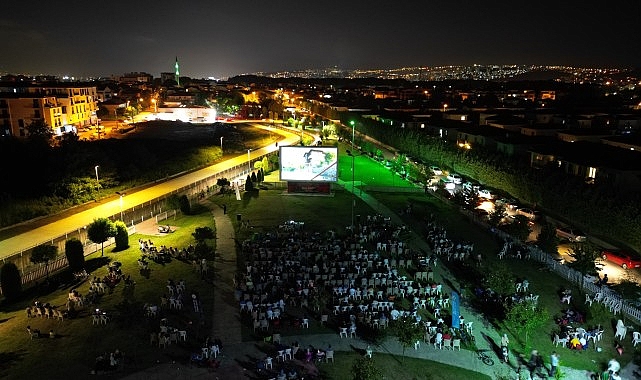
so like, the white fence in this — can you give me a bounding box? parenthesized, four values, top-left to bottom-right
(490, 222, 641, 324)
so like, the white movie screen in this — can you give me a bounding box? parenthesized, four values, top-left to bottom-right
(279, 146, 338, 182)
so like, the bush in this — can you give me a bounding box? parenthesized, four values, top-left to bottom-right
(0, 262, 22, 301)
(114, 221, 130, 251)
(178, 195, 191, 215)
(65, 239, 85, 272)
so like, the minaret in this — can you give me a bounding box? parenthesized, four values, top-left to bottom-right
(174, 56, 180, 87)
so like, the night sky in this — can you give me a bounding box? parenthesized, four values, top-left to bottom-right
(2, 1, 640, 79)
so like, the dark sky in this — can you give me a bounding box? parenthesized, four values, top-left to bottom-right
(2, 1, 640, 79)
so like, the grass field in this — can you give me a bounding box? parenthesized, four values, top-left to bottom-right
(2, 139, 640, 379)
(0, 211, 216, 379)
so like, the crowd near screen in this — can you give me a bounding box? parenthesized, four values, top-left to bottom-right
(279, 146, 338, 182)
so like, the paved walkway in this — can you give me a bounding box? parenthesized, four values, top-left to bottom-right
(119, 188, 638, 380)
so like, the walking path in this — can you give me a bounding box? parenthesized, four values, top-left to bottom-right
(119, 187, 636, 380)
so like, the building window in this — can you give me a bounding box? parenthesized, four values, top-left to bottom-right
(588, 167, 597, 179)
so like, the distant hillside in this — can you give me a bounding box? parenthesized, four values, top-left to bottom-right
(508, 68, 574, 82)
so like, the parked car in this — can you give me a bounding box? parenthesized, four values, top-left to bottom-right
(446, 172, 463, 184)
(429, 166, 443, 176)
(495, 198, 518, 211)
(555, 226, 587, 242)
(601, 249, 641, 269)
(516, 207, 541, 220)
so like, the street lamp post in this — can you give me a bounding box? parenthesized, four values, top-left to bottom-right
(247, 149, 251, 173)
(347, 150, 356, 234)
(350, 120, 355, 152)
(151, 98, 157, 113)
(116, 192, 126, 221)
(94, 165, 99, 183)
(220, 136, 223, 151)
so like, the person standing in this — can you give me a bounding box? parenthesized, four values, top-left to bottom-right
(549, 351, 559, 376)
(501, 333, 510, 348)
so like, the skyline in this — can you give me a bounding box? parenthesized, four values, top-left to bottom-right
(2, 1, 641, 79)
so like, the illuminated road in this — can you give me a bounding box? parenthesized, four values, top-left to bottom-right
(0, 123, 300, 260)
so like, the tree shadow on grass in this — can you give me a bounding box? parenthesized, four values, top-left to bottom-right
(0, 349, 28, 378)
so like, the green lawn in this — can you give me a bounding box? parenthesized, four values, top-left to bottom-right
(318, 351, 492, 380)
(3, 171, 640, 379)
(370, 192, 641, 373)
(0, 210, 216, 379)
(337, 144, 415, 188)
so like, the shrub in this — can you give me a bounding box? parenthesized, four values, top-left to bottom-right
(178, 195, 191, 215)
(114, 220, 129, 251)
(65, 239, 85, 272)
(0, 262, 22, 301)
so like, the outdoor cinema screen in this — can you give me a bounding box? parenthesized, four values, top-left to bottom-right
(279, 146, 338, 182)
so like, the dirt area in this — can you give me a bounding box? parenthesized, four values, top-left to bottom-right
(126, 120, 226, 141)
(134, 218, 180, 237)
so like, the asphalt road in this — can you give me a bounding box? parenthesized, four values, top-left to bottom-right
(0, 123, 300, 261)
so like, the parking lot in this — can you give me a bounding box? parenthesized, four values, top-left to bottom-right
(424, 167, 641, 286)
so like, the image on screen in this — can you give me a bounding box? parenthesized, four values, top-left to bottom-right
(279, 146, 338, 182)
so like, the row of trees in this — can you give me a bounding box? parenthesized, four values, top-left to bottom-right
(341, 113, 641, 252)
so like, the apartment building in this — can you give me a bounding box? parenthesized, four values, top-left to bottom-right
(0, 85, 98, 137)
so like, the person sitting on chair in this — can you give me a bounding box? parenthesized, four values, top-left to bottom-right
(570, 336, 582, 350)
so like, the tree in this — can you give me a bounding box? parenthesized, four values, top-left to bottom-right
(65, 238, 85, 273)
(501, 215, 531, 242)
(0, 262, 22, 301)
(87, 217, 117, 256)
(566, 242, 602, 276)
(505, 300, 549, 350)
(216, 178, 231, 194)
(390, 315, 424, 361)
(484, 264, 516, 297)
(166, 194, 182, 211)
(537, 220, 560, 255)
(114, 220, 129, 251)
(178, 194, 191, 215)
(351, 357, 383, 380)
(245, 175, 254, 191)
(488, 203, 506, 227)
(30, 244, 58, 280)
(26, 119, 54, 146)
(192, 226, 215, 242)
(193, 241, 214, 260)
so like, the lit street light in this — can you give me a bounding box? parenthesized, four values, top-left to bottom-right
(220, 136, 223, 151)
(350, 120, 355, 152)
(94, 165, 100, 182)
(247, 149, 251, 173)
(116, 191, 126, 220)
(151, 98, 158, 113)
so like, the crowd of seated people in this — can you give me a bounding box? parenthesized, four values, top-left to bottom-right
(237, 214, 457, 351)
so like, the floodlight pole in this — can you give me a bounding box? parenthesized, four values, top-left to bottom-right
(350, 121, 356, 234)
